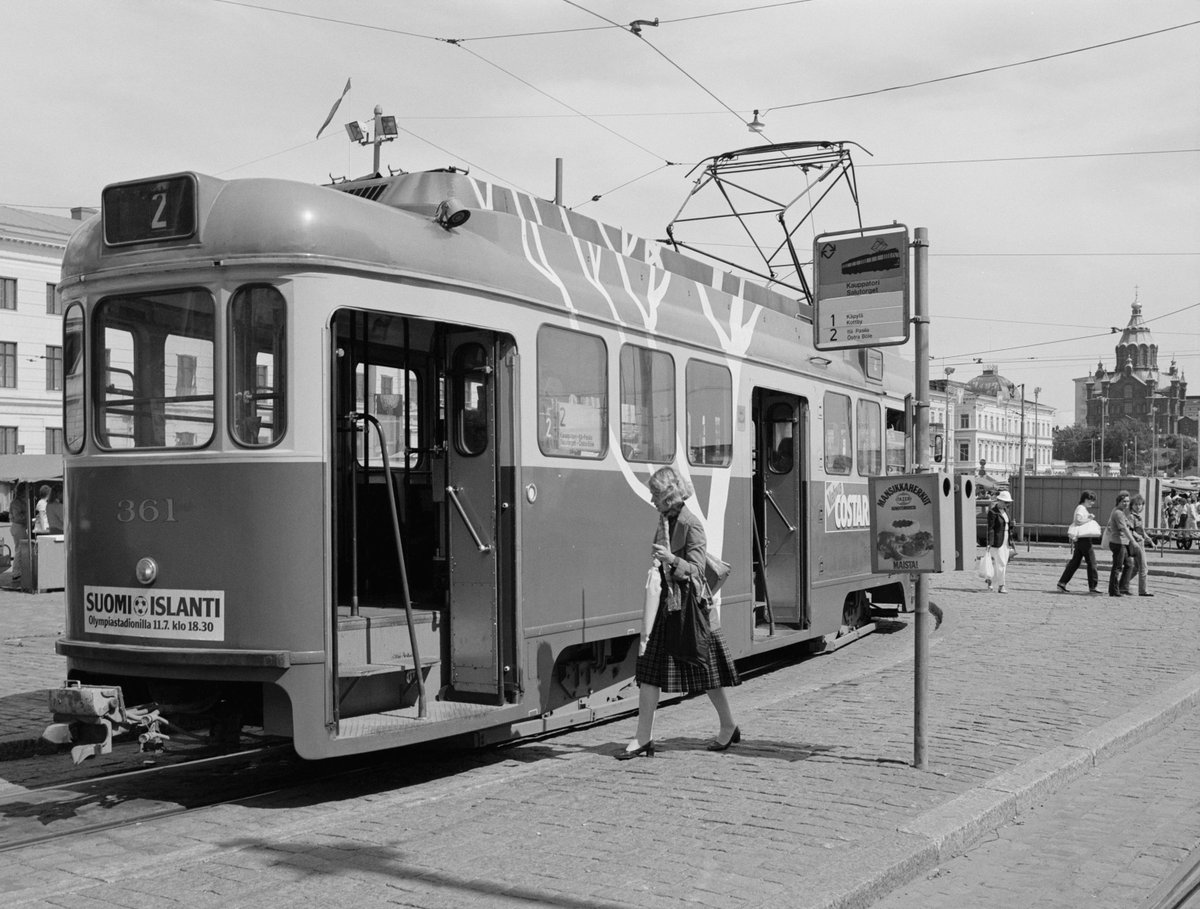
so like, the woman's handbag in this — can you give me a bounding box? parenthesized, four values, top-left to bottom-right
(704, 553, 732, 594)
(663, 576, 711, 668)
(1100, 527, 1112, 549)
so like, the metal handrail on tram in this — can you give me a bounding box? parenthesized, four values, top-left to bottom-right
(349, 412, 427, 719)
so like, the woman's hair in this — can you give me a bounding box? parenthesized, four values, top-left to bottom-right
(649, 466, 693, 508)
(1130, 493, 1145, 508)
(1116, 489, 1131, 504)
(1079, 490, 1095, 504)
(38, 485, 50, 498)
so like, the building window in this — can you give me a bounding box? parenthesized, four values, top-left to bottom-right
(619, 344, 675, 463)
(0, 342, 15, 388)
(0, 427, 16, 454)
(959, 412, 969, 429)
(686, 360, 732, 467)
(537, 325, 608, 459)
(0, 278, 15, 310)
(46, 284, 62, 315)
(45, 428, 63, 454)
(46, 345, 63, 391)
(958, 441, 969, 462)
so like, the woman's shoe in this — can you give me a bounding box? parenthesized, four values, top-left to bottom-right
(997, 586, 1008, 594)
(985, 579, 992, 590)
(1056, 583, 1068, 593)
(615, 740, 655, 760)
(707, 726, 741, 752)
(1139, 592, 1154, 597)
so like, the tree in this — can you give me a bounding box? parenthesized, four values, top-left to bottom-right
(1052, 424, 1099, 463)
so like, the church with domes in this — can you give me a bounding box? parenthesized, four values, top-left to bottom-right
(1077, 298, 1188, 439)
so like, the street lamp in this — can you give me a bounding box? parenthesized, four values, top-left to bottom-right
(1096, 397, 1108, 476)
(1017, 383, 1026, 542)
(1032, 386, 1041, 476)
(943, 367, 955, 474)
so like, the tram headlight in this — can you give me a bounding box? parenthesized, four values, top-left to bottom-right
(135, 557, 158, 586)
(434, 198, 471, 230)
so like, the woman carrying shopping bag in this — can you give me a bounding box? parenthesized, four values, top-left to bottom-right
(986, 491, 1015, 594)
(617, 466, 741, 759)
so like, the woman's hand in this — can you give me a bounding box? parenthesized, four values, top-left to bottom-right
(652, 544, 673, 564)
(638, 637, 648, 657)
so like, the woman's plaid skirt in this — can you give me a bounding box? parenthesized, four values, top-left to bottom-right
(636, 605, 740, 693)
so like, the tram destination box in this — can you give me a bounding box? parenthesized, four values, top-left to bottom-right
(868, 473, 956, 573)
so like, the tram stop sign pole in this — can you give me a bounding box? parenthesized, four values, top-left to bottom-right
(814, 224, 932, 769)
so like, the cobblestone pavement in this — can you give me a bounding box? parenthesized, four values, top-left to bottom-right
(0, 548, 1198, 909)
(872, 702, 1200, 909)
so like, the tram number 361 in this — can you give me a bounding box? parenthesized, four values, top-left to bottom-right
(116, 499, 179, 523)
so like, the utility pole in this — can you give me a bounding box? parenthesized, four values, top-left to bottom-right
(912, 227, 930, 771)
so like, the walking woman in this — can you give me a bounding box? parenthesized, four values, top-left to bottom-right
(1127, 493, 1153, 597)
(1057, 490, 1100, 594)
(1105, 490, 1135, 597)
(618, 466, 740, 759)
(986, 490, 1015, 594)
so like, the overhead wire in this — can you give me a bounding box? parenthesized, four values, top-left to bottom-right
(762, 19, 1200, 114)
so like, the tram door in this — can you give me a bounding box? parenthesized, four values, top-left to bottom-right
(444, 331, 514, 703)
(753, 390, 807, 626)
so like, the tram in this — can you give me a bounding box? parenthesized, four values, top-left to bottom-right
(51, 157, 914, 759)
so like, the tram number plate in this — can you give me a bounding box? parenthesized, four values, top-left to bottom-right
(83, 586, 225, 641)
(102, 174, 197, 246)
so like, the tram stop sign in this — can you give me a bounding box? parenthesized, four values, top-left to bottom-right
(813, 225, 910, 351)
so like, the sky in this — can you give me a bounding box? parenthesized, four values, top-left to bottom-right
(5, 0, 1198, 426)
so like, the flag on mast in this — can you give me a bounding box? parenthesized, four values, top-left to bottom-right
(316, 78, 352, 139)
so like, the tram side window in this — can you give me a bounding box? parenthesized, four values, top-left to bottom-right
(63, 303, 85, 453)
(686, 360, 732, 467)
(619, 344, 674, 463)
(537, 326, 607, 459)
(230, 285, 287, 447)
(94, 289, 214, 449)
(823, 391, 852, 475)
(767, 402, 794, 474)
(885, 406, 907, 474)
(856, 399, 882, 476)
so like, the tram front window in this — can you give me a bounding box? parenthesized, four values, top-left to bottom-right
(94, 289, 215, 449)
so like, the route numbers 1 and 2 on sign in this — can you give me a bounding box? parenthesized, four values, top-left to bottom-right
(813, 225, 911, 351)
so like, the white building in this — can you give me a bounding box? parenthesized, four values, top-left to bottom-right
(0, 205, 88, 455)
(930, 366, 1055, 479)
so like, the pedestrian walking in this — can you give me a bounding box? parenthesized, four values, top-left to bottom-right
(1104, 490, 1135, 597)
(985, 490, 1015, 594)
(1057, 489, 1101, 594)
(1127, 493, 1153, 597)
(618, 466, 740, 759)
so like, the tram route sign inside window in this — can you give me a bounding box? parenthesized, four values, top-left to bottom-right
(813, 225, 910, 351)
(103, 173, 198, 247)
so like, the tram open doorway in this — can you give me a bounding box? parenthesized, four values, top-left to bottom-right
(752, 389, 809, 639)
(329, 310, 518, 735)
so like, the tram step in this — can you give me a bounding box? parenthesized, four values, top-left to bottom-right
(338, 662, 435, 717)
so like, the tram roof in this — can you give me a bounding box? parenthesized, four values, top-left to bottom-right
(63, 169, 810, 323)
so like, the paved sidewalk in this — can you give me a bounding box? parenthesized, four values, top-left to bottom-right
(1, 552, 1198, 908)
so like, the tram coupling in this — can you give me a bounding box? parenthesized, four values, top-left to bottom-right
(45, 680, 167, 764)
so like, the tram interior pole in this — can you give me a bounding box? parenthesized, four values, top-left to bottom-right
(912, 226, 930, 770)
